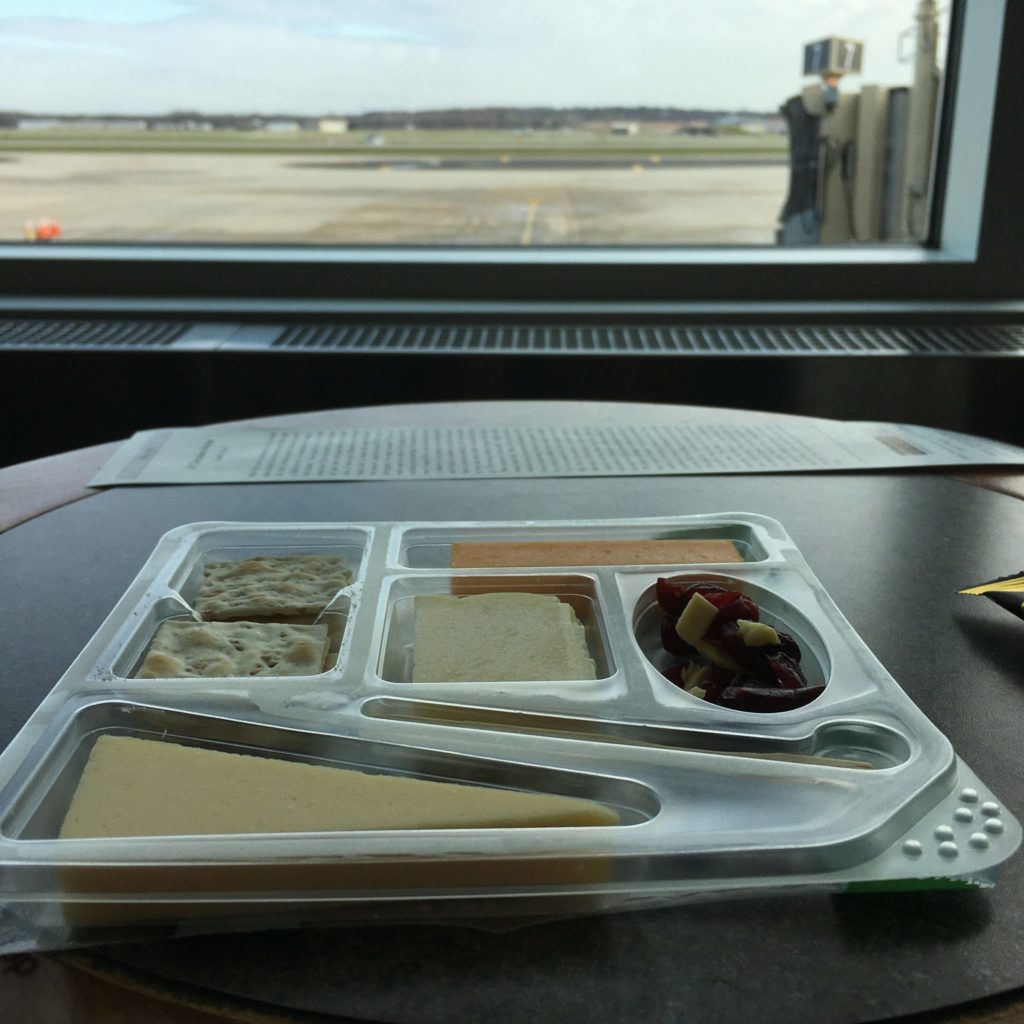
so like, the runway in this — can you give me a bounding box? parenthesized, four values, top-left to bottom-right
(0, 151, 790, 245)
(285, 155, 788, 171)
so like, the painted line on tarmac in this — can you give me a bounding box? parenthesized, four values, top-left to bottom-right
(520, 197, 540, 246)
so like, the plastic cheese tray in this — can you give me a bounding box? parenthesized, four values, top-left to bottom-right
(0, 514, 1019, 951)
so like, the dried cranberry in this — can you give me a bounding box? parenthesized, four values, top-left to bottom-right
(699, 665, 737, 704)
(715, 625, 768, 671)
(661, 664, 687, 688)
(706, 596, 760, 639)
(700, 680, 725, 704)
(709, 664, 736, 685)
(717, 621, 745, 649)
(682, 584, 741, 610)
(727, 669, 762, 689)
(655, 577, 686, 618)
(773, 630, 802, 661)
(660, 616, 697, 657)
(718, 684, 826, 713)
(723, 595, 760, 623)
(765, 653, 809, 690)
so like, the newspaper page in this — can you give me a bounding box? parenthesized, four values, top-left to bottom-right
(89, 420, 1024, 486)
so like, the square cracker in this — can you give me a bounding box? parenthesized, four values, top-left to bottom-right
(194, 554, 352, 622)
(136, 620, 330, 678)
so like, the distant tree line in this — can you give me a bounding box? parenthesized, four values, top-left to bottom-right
(1, 106, 778, 131)
(349, 106, 775, 129)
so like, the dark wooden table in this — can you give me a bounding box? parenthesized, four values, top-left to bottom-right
(2, 402, 1022, 1024)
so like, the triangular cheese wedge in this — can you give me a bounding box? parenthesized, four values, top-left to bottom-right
(58, 736, 619, 838)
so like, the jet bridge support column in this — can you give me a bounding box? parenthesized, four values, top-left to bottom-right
(777, 9, 941, 246)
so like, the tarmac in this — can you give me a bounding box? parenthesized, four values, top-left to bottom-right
(0, 151, 790, 245)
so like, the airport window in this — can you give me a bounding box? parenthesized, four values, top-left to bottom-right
(1, 1, 956, 247)
(0, 0, 1015, 306)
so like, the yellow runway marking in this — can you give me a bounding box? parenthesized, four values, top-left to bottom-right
(520, 197, 540, 246)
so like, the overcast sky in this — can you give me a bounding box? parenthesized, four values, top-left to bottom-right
(1, 0, 947, 114)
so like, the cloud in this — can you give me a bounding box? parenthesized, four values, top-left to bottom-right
(0, 33, 138, 58)
(0, 0, 940, 114)
(290, 20, 429, 44)
(0, 0, 196, 24)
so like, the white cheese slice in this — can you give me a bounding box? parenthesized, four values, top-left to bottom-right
(675, 592, 719, 646)
(58, 736, 619, 838)
(412, 593, 596, 682)
(737, 619, 780, 647)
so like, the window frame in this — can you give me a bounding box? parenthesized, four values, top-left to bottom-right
(0, 0, 1019, 311)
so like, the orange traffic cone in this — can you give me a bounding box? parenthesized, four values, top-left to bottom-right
(36, 218, 62, 242)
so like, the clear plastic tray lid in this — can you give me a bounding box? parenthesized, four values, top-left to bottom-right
(0, 514, 1016, 931)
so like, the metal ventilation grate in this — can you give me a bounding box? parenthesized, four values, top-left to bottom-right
(3, 318, 1024, 355)
(271, 322, 1024, 356)
(0, 318, 189, 350)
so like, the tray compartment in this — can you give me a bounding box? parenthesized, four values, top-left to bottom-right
(0, 703, 658, 934)
(631, 571, 831, 713)
(106, 595, 352, 681)
(0, 702, 655, 843)
(363, 699, 913, 769)
(167, 527, 368, 617)
(107, 594, 199, 679)
(396, 519, 769, 569)
(377, 574, 615, 684)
